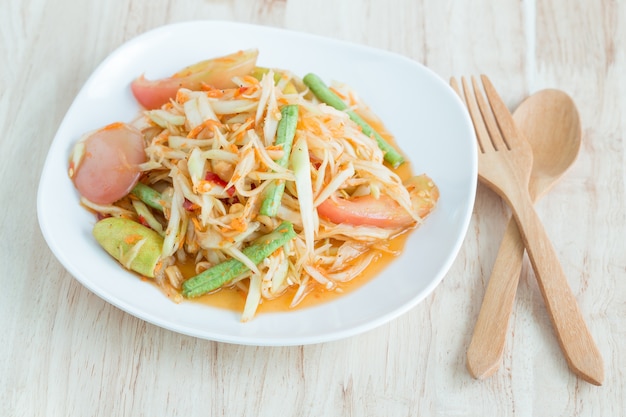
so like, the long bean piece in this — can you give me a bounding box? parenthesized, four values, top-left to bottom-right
(303, 73, 405, 168)
(131, 183, 164, 212)
(259, 104, 299, 217)
(182, 221, 297, 298)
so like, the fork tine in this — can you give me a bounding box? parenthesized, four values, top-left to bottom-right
(480, 74, 522, 150)
(470, 76, 508, 151)
(450, 76, 488, 153)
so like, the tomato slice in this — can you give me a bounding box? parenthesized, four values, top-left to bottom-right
(317, 174, 438, 228)
(70, 122, 146, 205)
(131, 49, 259, 110)
(317, 194, 412, 228)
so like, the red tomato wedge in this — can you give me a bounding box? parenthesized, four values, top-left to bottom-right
(130, 49, 259, 110)
(317, 174, 439, 228)
(70, 122, 146, 205)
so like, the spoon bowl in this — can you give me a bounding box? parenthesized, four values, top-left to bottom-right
(515, 89, 582, 200)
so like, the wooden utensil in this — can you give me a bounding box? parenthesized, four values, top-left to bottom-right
(451, 75, 604, 385)
(466, 89, 582, 379)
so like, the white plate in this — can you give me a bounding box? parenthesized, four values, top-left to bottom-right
(37, 21, 477, 346)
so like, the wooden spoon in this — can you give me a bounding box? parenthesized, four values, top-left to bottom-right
(466, 89, 599, 382)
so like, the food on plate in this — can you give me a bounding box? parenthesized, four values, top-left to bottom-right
(131, 49, 259, 110)
(69, 122, 146, 205)
(303, 73, 405, 168)
(316, 174, 438, 228)
(68, 49, 439, 321)
(93, 217, 163, 278)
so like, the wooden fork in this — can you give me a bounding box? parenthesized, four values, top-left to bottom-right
(451, 75, 604, 385)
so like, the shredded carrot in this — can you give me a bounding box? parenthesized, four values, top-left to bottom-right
(202, 86, 225, 98)
(241, 84, 261, 98)
(103, 122, 124, 131)
(329, 87, 347, 100)
(218, 228, 236, 243)
(252, 149, 269, 170)
(329, 124, 344, 139)
(242, 75, 260, 85)
(230, 217, 247, 232)
(187, 119, 222, 139)
(176, 90, 190, 103)
(191, 217, 204, 232)
(124, 234, 144, 244)
(230, 172, 241, 183)
(300, 117, 322, 136)
(154, 132, 169, 145)
(218, 55, 236, 64)
(194, 180, 214, 194)
(234, 86, 248, 97)
(347, 91, 357, 106)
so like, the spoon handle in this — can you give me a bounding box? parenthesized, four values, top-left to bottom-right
(509, 191, 604, 385)
(467, 216, 524, 379)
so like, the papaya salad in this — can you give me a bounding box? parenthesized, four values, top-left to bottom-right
(68, 49, 439, 321)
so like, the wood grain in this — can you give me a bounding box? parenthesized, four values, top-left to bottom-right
(458, 75, 604, 385)
(1, 0, 624, 415)
(466, 89, 584, 380)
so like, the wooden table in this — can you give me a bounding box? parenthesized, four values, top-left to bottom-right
(2, 0, 624, 415)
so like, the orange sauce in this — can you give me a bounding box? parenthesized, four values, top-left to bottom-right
(191, 229, 412, 313)
(181, 121, 418, 315)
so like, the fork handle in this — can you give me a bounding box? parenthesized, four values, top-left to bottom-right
(509, 192, 604, 385)
(467, 216, 524, 379)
